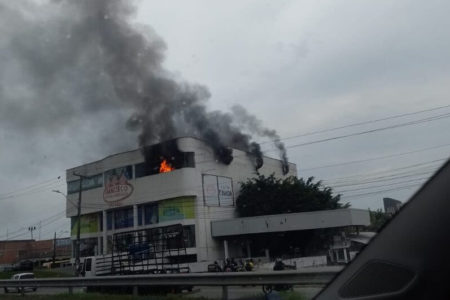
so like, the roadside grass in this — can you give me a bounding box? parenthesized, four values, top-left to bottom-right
(0, 293, 210, 300)
(279, 290, 309, 300)
(0, 268, 72, 279)
(0, 291, 308, 300)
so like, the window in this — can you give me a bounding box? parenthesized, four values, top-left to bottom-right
(99, 212, 103, 232)
(67, 180, 80, 194)
(114, 207, 134, 229)
(138, 206, 142, 226)
(138, 203, 158, 225)
(144, 203, 158, 225)
(79, 238, 97, 257)
(135, 152, 195, 178)
(107, 211, 113, 230)
(183, 225, 196, 248)
(104, 165, 133, 182)
(67, 173, 103, 194)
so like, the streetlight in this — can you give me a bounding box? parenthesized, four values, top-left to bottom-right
(53, 177, 84, 277)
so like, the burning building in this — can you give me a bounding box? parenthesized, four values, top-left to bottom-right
(65, 137, 297, 264)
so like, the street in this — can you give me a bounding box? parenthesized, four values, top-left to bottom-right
(0, 285, 323, 299)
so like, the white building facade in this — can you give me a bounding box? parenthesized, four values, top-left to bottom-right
(66, 137, 297, 263)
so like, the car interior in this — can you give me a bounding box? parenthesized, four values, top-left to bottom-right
(315, 158, 450, 299)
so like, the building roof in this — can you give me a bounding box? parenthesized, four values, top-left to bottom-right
(211, 209, 370, 237)
(350, 231, 376, 245)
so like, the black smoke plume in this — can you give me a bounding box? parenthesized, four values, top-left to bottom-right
(0, 0, 289, 173)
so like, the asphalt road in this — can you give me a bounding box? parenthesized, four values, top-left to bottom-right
(0, 285, 323, 299)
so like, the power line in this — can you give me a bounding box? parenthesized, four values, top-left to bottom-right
(342, 183, 420, 199)
(323, 158, 445, 184)
(283, 112, 450, 149)
(335, 176, 429, 194)
(266, 103, 450, 143)
(0, 177, 64, 201)
(300, 142, 450, 171)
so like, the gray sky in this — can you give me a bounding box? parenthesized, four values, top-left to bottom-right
(1, 0, 449, 240)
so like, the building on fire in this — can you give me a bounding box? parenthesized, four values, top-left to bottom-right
(66, 136, 370, 266)
(65, 137, 296, 263)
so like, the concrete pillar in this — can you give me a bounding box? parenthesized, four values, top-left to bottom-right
(133, 205, 138, 229)
(343, 248, 348, 263)
(102, 211, 107, 255)
(223, 240, 229, 259)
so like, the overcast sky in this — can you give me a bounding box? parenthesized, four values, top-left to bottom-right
(1, 0, 449, 240)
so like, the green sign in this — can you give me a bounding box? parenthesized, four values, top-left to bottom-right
(71, 213, 99, 236)
(158, 197, 195, 222)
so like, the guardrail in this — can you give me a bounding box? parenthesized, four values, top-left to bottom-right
(0, 267, 342, 300)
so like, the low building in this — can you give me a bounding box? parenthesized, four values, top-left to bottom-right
(212, 209, 370, 261)
(0, 238, 71, 265)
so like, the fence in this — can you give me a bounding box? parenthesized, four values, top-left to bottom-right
(0, 267, 342, 300)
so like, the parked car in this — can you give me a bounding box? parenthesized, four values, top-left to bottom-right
(4, 273, 37, 293)
(12, 260, 33, 271)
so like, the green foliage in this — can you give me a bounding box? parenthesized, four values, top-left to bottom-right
(236, 174, 349, 217)
(279, 290, 309, 300)
(367, 209, 391, 232)
(0, 293, 209, 300)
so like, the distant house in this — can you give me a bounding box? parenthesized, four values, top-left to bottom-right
(329, 231, 376, 264)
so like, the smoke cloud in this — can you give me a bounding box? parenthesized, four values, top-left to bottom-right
(0, 0, 289, 173)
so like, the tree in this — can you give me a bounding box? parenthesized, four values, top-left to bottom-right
(236, 174, 349, 217)
(367, 209, 391, 232)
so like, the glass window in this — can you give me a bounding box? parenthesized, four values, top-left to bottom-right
(144, 203, 158, 225)
(67, 174, 102, 194)
(99, 212, 103, 232)
(104, 165, 133, 182)
(138, 206, 143, 226)
(183, 225, 196, 248)
(107, 211, 113, 230)
(81, 174, 103, 190)
(114, 207, 134, 229)
(67, 180, 80, 194)
(79, 238, 97, 257)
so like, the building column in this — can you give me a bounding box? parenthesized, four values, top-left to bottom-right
(223, 240, 229, 259)
(102, 211, 107, 255)
(343, 248, 348, 263)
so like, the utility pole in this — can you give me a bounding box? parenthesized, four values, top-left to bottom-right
(73, 172, 88, 276)
(53, 232, 57, 265)
(28, 226, 36, 240)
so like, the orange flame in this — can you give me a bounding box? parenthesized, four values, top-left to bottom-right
(159, 159, 174, 173)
